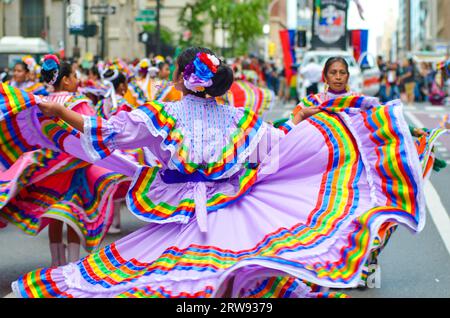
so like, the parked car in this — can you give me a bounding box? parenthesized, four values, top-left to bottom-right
(358, 52, 381, 97)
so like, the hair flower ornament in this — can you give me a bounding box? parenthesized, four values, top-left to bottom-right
(184, 52, 221, 92)
(42, 54, 60, 86)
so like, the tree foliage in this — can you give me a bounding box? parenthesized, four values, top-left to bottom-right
(178, 0, 269, 56)
(143, 24, 173, 45)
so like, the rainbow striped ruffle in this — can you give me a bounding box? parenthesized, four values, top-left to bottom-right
(0, 83, 39, 170)
(126, 81, 147, 106)
(86, 100, 264, 179)
(272, 118, 295, 134)
(96, 97, 133, 119)
(25, 82, 49, 96)
(0, 83, 37, 122)
(1, 162, 126, 252)
(0, 84, 84, 170)
(243, 277, 348, 298)
(12, 95, 437, 298)
(415, 128, 447, 180)
(291, 93, 365, 118)
(224, 80, 276, 115)
(126, 166, 257, 224)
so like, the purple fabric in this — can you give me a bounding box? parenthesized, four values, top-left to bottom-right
(9, 92, 433, 298)
(11, 101, 430, 298)
(15, 107, 140, 178)
(160, 170, 229, 184)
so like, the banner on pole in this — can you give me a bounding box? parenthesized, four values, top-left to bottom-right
(279, 29, 297, 84)
(350, 29, 369, 66)
(311, 0, 348, 50)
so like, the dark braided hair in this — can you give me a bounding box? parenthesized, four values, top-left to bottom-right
(176, 47, 234, 97)
(41, 55, 72, 89)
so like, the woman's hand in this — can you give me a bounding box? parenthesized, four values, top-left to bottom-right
(38, 101, 65, 117)
(412, 127, 428, 138)
(292, 107, 321, 125)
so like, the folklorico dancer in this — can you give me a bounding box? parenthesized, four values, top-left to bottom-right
(153, 58, 184, 103)
(275, 57, 448, 173)
(135, 58, 160, 101)
(277, 57, 447, 285)
(95, 67, 160, 234)
(78, 65, 109, 107)
(6, 58, 48, 96)
(0, 55, 130, 267)
(96, 68, 133, 119)
(2, 47, 442, 298)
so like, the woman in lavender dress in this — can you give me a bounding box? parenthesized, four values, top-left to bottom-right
(10, 48, 438, 298)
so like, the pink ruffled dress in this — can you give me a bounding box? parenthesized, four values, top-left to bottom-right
(0, 91, 130, 252)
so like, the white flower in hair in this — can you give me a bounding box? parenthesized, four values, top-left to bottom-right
(207, 54, 220, 66)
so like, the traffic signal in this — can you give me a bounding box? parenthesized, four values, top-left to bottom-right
(297, 30, 307, 48)
(138, 31, 154, 44)
(69, 24, 98, 37)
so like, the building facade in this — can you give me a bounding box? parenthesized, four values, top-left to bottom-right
(397, 0, 449, 58)
(0, 0, 192, 60)
(379, 1, 399, 62)
(397, 0, 411, 57)
(434, 0, 450, 54)
(409, 0, 428, 52)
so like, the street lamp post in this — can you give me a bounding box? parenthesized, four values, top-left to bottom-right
(63, 0, 68, 58)
(155, 0, 161, 55)
(100, 15, 106, 59)
(263, 24, 270, 61)
(264, 0, 280, 61)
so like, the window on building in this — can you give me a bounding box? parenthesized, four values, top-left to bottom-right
(21, 0, 45, 37)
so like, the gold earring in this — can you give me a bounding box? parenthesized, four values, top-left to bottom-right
(324, 83, 329, 93)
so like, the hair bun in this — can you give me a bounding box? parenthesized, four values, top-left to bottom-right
(205, 64, 234, 97)
(102, 68, 115, 78)
(41, 54, 61, 85)
(42, 54, 60, 71)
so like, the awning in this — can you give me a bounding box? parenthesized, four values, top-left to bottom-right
(0, 37, 51, 54)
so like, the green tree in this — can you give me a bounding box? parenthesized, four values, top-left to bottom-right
(143, 24, 173, 45)
(178, 1, 211, 48)
(228, 0, 269, 56)
(179, 0, 269, 56)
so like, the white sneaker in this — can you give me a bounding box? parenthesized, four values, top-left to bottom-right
(107, 226, 121, 234)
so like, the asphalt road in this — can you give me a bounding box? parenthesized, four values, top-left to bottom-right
(1, 99, 449, 298)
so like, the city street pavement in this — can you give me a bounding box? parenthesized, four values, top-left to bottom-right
(1, 99, 449, 298)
